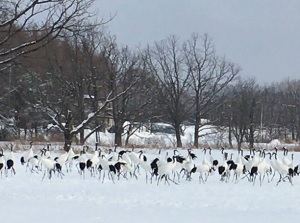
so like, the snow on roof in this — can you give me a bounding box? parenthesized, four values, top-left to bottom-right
(83, 94, 95, 99)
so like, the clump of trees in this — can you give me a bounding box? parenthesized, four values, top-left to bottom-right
(1, 1, 300, 150)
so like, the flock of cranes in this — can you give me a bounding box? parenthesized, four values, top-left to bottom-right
(0, 141, 299, 186)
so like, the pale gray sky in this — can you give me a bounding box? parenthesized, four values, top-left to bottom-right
(96, 0, 300, 84)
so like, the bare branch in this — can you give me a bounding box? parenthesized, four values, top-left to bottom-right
(0, 0, 112, 68)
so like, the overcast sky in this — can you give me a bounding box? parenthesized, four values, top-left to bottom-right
(95, 0, 300, 84)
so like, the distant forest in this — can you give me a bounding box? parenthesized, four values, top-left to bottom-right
(1, 0, 299, 150)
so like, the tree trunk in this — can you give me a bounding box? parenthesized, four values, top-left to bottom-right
(64, 111, 73, 151)
(79, 128, 84, 145)
(228, 126, 233, 148)
(125, 136, 130, 146)
(115, 131, 122, 147)
(96, 131, 100, 144)
(24, 127, 27, 139)
(114, 124, 123, 147)
(63, 129, 72, 152)
(174, 124, 182, 148)
(113, 118, 125, 147)
(193, 115, 200, 148)
(237, 141, 242, 150)
(125, 124, 133, 146)
(292, 125, 295, 141)
(34, 125, 38, 139)
(249, 124, 254, 149)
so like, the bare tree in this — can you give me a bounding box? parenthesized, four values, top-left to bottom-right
(101, 37, 148, 146)
(278, 79, 300, 142)
(183, 33, 240, 148)
(258, 83, 282, 141)
(79, 28, 109, 144)
(146, 35, 193, 147)
(50, 27, 112, 145)
(228, 78, 261, 149)
(0, 0, 101, 70)
(16, 28, 139, 150)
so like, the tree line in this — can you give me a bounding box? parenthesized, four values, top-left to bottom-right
(0, 1, 299, 150)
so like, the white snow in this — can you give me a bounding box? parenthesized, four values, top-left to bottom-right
(268, 139, 281, 146)
(0, 128, 300, 222)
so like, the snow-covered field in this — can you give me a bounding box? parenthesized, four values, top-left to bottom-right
(1, 145, 300, 223)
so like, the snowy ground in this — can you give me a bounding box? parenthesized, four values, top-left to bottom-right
(1, 147, 300, 223)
